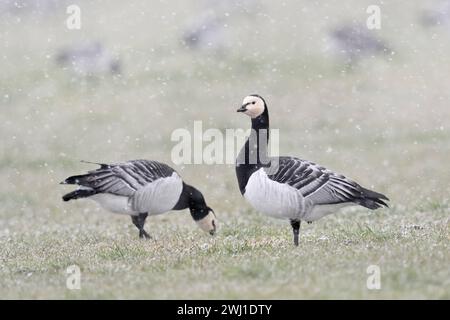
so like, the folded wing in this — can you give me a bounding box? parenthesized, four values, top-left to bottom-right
(266, 156, 388, 209)
(62, 160, 176, 198)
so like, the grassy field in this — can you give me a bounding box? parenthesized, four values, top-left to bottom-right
(0, 1, 449, 299)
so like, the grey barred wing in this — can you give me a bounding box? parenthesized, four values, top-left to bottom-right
(266, 157, 364, 205)
(63, 160, 176, 197)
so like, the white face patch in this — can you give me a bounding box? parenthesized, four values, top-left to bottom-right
(242, 96, 265, 118)
(195, 211, 217, 235)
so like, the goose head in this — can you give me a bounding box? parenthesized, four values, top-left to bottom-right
(191, 206, 217, 236)
(237, 94, 266, 118)
(187, 187, 217, 235)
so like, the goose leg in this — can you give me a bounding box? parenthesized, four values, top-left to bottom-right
(290, 220, 301, 246)
(131, 213, 151, 239)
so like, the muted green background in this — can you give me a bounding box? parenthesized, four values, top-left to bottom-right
(0, 1, 449, 298)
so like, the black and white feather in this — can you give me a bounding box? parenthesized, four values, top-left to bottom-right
(268, 157, 387, 209)
(61, 160, 217, 238)
(62, 160, 181, 215)
(236, 94, 389, 246)
(244, 156, 388, 222)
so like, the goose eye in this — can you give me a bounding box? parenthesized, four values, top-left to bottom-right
(252, 101, 256, 104)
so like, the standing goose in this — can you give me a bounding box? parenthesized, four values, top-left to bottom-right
(61, 160, 217, 238)
(236, 95, 389, 246)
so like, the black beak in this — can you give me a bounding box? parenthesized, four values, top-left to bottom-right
(209, 220, 216, 236)
(237, 103, 249, 112)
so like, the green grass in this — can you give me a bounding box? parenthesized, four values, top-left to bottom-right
(0, 1, 449, 299)
(0, 209, 448, 299)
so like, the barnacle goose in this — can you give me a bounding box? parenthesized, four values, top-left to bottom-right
(182, 11, 224, 51)
(329, 23, 392, 66)
(181, 0, 259, 52)
(236, 95, 389, 246)
(61, 160, 217, 238)
(55, 41, 121, 77)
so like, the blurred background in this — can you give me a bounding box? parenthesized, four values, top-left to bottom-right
(0, 0, 449, 299)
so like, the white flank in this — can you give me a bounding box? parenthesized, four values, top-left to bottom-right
(131, 172, 183, 215)
(89, 193, 136, 215)
(302, 202, 354, 222)
(244, 168, 305, 220)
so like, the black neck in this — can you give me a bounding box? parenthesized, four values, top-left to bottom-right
(248, 108, 270, 164)
(173, 183, 196, 210)
(173, 182, 209, 218)
(235, 107, 270, 194)
(251, 108, 270, 134)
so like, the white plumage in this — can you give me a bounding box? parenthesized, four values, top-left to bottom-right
(89, 193, 134, 215)
(244, 168, 304, 220)
(88, 172, 183, 216)
(130, 172, 183, 215)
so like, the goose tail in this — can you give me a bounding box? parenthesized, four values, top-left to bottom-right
(62, 188, 95, 202)
(60, 174, 90, 185)
(356, 187, 389, 210)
